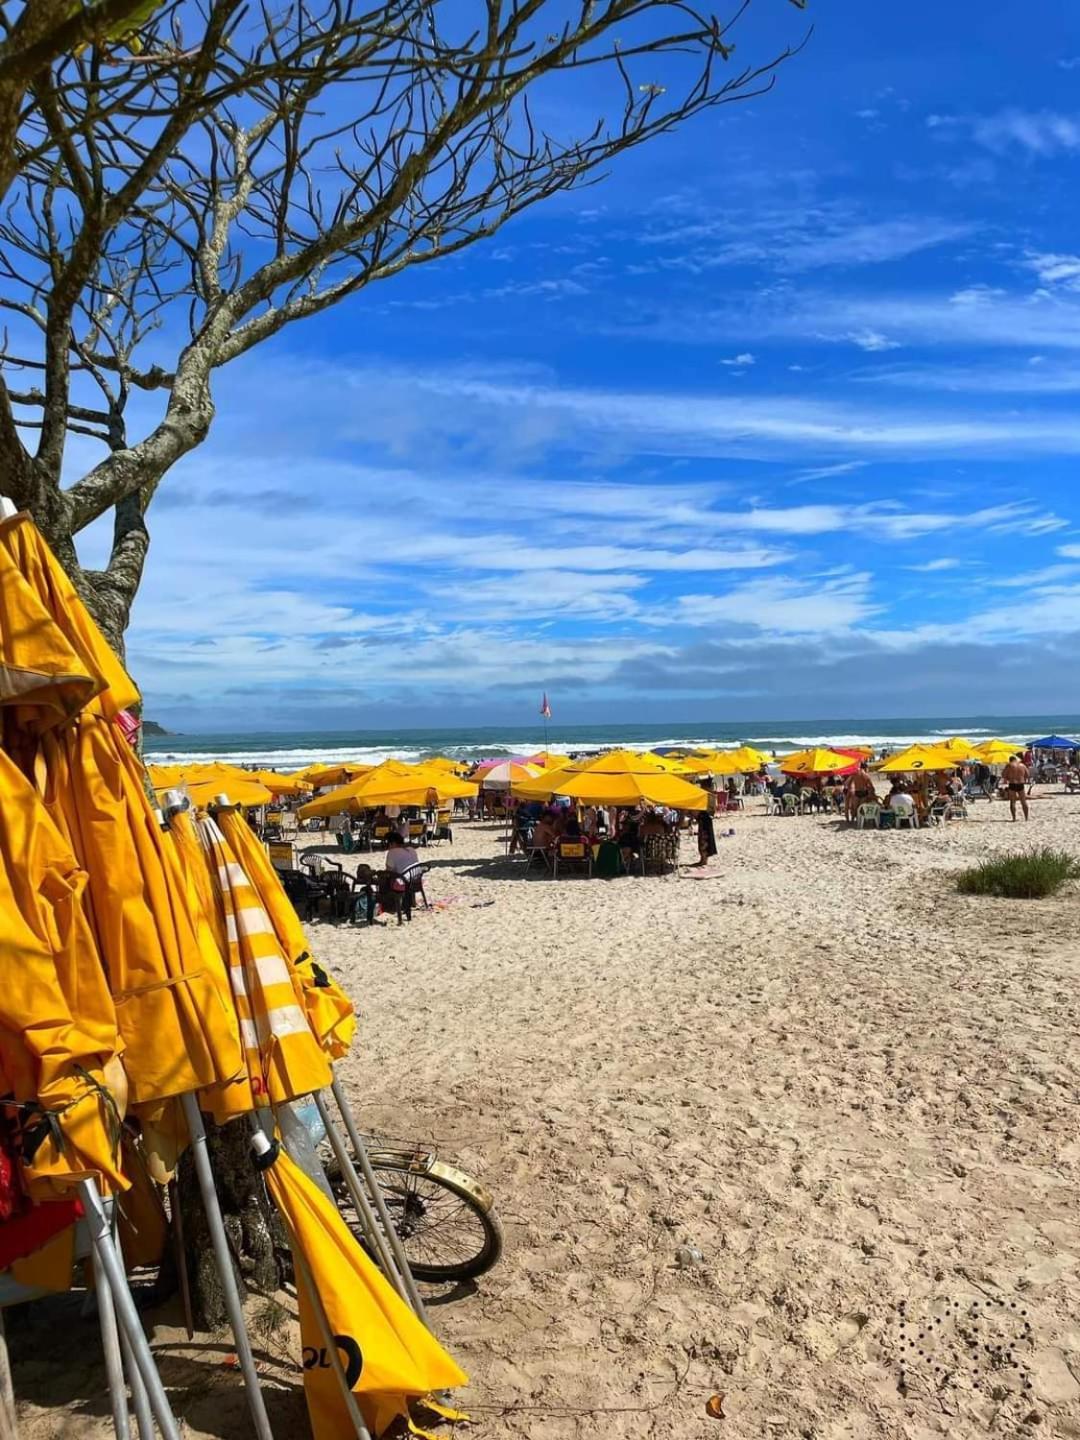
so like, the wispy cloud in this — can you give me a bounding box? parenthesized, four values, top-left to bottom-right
(907, 558, 962, 572)
(848, 329, 902, 352)
(929, 108, 1080, 156)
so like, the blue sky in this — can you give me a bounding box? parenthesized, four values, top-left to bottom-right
(79, 0, 1080, 730)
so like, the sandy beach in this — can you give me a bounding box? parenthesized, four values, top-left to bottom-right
(12, 789, 1080, 1438)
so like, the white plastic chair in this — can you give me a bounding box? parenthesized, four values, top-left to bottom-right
(856, 803, 881, 830)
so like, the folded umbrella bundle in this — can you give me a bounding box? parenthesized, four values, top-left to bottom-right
(261, 1144, 467, 1438)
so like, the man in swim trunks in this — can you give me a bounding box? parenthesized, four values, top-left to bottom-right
(1002, 755, 1030, 821)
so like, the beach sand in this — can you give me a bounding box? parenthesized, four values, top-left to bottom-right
(12, 789, 1080, 1438)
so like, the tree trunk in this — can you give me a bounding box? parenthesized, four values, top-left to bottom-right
(173, 1119, 283, 1332)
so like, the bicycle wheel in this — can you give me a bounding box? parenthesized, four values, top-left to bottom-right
(371, 1159, 503, 1283)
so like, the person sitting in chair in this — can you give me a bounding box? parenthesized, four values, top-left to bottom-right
(379, 831, 423, 922)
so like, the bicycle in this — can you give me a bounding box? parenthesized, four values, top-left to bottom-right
(326, 1137, 503, 1284)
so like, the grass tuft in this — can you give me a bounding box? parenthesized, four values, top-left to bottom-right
(956, 847, 1080, 900)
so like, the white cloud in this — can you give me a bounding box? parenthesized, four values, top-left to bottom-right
(720, 352, 755, 367)
(1022, 252, 1080, 287)
(847, 329, 902, 352)
(1058, 544, 1080, 559)
(907, 558, 961, 572)
(674, 572, 878, 634)
(930, 109, 1080, 156)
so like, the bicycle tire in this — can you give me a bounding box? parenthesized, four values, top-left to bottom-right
(370, 1158, 504, 1283)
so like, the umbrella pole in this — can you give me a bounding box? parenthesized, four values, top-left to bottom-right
(290, 1229, 373, 1440)
(77, 1179, 181, 1440)
(166, 1179, 194, 1341)
(0, 1313, 19, 1440)
(118, 1324, 154, 1440)
(179, 1094, 275, 1440)
(93, 1221, 132, 1440)
(327, 1078, 431, 1326)
(312, 1093, 415, 1312)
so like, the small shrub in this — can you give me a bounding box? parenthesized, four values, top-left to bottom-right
(956, 847, 1080, 899)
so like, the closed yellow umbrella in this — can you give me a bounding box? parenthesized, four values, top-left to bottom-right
(217, 810, 356, 1062)
(0, 513, 138, 718)
(198, 814, 333, 1119)
(0, 748, 126, 1198)
(0, 515, 244, 1107)
(260, 1143, 467, 1439)
(552, 769, 709, 810)
(0, 539, 98, 729)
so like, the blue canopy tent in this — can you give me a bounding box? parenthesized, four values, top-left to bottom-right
(1028, 736, 1080, 749)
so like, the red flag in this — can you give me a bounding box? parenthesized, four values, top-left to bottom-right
(540, 692, 552, 719)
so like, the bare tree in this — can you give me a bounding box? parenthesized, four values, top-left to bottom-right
(0, 0, 805, 650)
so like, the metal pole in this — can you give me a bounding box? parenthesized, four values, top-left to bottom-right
(179, 1093, 274, 1440)
(0, 1312, 19, 1440)
(291, 1229, 372, 1440)
(312, 1094, 409, 1306)
(93, 1238, 132, 1440)
(118, 1325, 154, 1440)
(77, 1179, 181, 1440)
(328, 1079, 431, 1325)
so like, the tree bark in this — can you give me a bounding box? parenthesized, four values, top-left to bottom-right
(174, 1119, 283, 1332)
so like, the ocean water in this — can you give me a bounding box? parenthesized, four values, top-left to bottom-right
(144, 716, 1080, 770)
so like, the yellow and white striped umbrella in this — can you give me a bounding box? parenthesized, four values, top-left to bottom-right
(198, 814, 332, 1120)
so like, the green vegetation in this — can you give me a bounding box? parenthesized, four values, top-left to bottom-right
(956, 848, 1080, 900)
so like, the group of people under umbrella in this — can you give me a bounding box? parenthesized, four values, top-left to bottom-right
(0, 507, 469, 1440)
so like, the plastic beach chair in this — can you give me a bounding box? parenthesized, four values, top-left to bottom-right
(856, 803, 881, 830)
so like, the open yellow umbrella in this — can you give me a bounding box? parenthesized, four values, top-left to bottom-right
(574, 749, 669, 774)
(552, 769, 708, 810)
(780, 748, 859, 776)
(261, 1143, 467, 1439)
(975, 740, 1022, 765)
(298, 761, 477, 819)
(877, 745, 961, 773)
(297, 763, 373, 788)
(684, 751, 748, 776)
(251, 770, 309, 795)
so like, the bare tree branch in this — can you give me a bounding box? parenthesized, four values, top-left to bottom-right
(0, 0, 808, 641)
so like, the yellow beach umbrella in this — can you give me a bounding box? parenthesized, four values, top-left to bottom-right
(878, 745, 960, 773)
(552, 769, 709, 810)
(251, 770, 309, 795)
(0, 748, 127, 1198)
(217, 810, 356, 1062)
(297, 763, 373, 788)
(731, 745, 771, 768)
(780, 747, 859, 776)
(261, 1144, 467, 1438)
(297, 761, 476, 819)
(975, 740, 1022, 765)
(198, 813, 333, 1120)
(0, 537, 98, 729)
(0, 516, 244, 1109)
(685, 751, 747, 776)
(574, 749, 670, 774)
(424, 755, 469, 773)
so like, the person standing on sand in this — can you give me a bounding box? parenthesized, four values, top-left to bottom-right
(1002, 755, 1030, 821)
